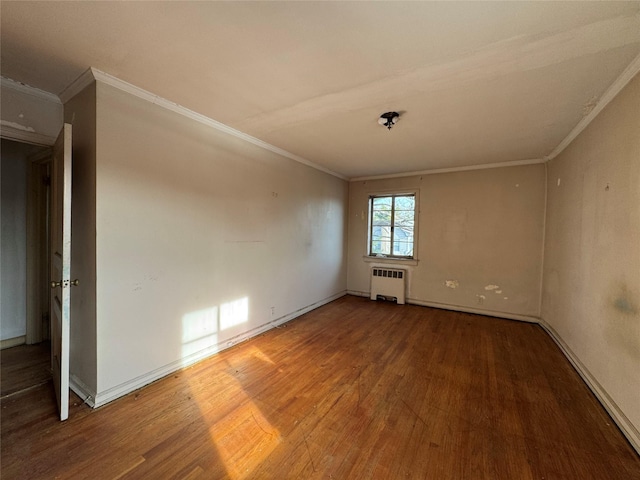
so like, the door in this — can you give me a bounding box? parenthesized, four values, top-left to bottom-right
(50, 124, 72, 421)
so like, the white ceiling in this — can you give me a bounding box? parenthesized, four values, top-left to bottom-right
(2, 1, 640, 179)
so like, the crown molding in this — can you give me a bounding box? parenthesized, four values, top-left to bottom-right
(61, 68, 347, 180)
(0, 122, 56, 146)
(1, 76, 61, 104)
(54, 49, 640, 181)
(546, 51, 640, 161)
(58, 67, 96, 104)
(350, 158, 546, 182)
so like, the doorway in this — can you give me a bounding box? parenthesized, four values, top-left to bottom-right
(1, 138, 53, 399)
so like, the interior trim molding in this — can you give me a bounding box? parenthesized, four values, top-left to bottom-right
(539, 319, 640, 455)
(91, 291, 347, 408)
(406, 298, 539, 323)
(345, 291, 539, 323)
(58, 68, 95, 104)
(0, 124, 56, 146)
(546, 51, 640, 161)
(1, 76, 61, 104)
(0, 336, 26, 350)
(69, 374, 96, 408)
(350, 158, 546, 182)
(59, 67, 347, 181)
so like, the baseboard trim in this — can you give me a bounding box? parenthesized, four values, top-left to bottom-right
(346, 291, 539, 323)
(92, 291, 347, 408)
(69, 374, 96, 408)
(539, 319, 640, 455)
(0, 336, 26, 350)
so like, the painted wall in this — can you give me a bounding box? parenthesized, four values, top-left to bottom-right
(1, 140, 28, 341)
(347, 164, 546, 319)
(93, 82, 348, 401)
(542, 73, 640, 444)
(64, 84, 98, 394)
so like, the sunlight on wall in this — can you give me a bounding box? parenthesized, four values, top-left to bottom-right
(181, 306, 219, 358)
(220, 297, 249, 331)
(181, 296, 250, 360)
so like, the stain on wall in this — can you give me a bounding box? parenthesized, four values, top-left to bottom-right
(612, 284, 639, 316)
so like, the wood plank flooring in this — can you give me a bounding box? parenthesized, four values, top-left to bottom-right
(1, 342, 51, 398)
(2, 296, 639, 479)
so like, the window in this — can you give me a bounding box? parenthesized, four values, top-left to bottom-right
(368, 193, 416, 258)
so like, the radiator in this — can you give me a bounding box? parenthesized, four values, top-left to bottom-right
(370, 268, 406, 304)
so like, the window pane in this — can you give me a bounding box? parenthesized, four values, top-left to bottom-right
(394, 227, 413, 244)
(393, 241, 414, 256)
(394, 196, 415, 211)
(373, 197, 392, 210)
(394, 210, 414, 227)
(372, 226, 391, 241)
(371, 240, 390, 255)
(372, 210, 392, 226)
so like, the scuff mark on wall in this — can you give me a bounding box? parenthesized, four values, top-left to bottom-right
(484, 284, 500, 291)
(445, 280, 459, 289)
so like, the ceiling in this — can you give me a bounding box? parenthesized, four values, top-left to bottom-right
(2, 1, 640, 179)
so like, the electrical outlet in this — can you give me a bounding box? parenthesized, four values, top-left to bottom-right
(270, 306, 275, 317)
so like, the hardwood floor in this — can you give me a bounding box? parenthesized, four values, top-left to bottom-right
(2, 296, 639, 479)
(1, 342, 51, 398)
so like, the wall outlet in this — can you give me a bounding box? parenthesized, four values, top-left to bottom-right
(270, 306, 275, 317)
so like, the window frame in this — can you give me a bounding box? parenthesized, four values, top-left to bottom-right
(367, 191, 418, 260)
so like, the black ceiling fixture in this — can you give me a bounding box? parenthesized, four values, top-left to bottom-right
(378, 111, 400, 130)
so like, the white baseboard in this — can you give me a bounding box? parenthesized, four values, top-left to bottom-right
(0, 336, 26, 350)
(70, 374, 96, 408)
(539, 319, 640, 455)
(346, 291, 539, 323)
(92, 291, 347, 408)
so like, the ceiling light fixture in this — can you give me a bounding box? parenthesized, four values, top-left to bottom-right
(378, 111, 400, 130)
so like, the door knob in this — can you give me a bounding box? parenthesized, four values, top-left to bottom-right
(50, 281, 61, 288)
(71, 279, 79, 286)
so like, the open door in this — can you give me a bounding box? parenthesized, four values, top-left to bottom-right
(50, 124, 72, 421)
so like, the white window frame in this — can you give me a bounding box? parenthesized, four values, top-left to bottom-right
(366, 189, 419, 262)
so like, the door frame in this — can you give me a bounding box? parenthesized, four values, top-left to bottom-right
(26, 149, 53, 345)
(1, 129, 56, 346)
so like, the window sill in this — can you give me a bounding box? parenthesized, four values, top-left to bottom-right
(363, 256, 418, 266)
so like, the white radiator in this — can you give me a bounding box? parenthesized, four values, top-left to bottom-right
(370, 268, 406, 304)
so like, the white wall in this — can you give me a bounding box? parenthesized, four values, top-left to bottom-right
(92, 81, 348, 402)
(0, 140, 28, 341)
(542, 73, 640, 449)
(347, 164, 546, 320)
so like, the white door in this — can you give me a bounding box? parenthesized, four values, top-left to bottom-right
(50, 124, 72, 421)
